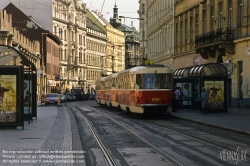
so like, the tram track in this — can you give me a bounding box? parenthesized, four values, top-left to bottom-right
(69, 103, 184, 166)
(69, 105, 118, 166)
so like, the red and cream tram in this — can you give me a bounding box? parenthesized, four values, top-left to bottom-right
(98, 65, 172, 115)
(104, 72, 118, 108)
(95, 76, 106, 106)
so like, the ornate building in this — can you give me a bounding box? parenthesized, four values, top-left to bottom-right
(118, 24, 140, 69)
(52, 0, 87, 93)
(93, 5, 125, 75)
(86, 10, 107, 92)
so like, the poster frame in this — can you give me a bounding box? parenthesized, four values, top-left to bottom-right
(201, 76, 228, 112)
(0, 66, 24, 128)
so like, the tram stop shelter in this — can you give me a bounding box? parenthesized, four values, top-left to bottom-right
(173, 63, 228, 112)
(0, 44, 37, 129)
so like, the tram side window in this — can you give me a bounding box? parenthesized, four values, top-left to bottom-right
(136, 74, 143, 89)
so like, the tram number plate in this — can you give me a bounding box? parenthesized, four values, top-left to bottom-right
(152, 98, 159, 102)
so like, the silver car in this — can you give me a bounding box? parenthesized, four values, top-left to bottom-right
(45, 93, 59, 105)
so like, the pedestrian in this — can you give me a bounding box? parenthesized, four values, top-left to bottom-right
(174, 86, 181, 112)
(171, 86, 177, 112)
(178, 87, 185, 110)
(200, 87, 208, 114)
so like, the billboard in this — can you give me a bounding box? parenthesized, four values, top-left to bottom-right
(0, 75, 17, 123)
(204, 80, 225, 109)
(0, 66, 23, 128)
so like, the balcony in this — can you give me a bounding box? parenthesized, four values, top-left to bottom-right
(194, 28, 234, 59)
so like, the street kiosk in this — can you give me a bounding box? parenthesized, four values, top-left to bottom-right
(173, 63, 228, 112)
(0, 44, 37, 129)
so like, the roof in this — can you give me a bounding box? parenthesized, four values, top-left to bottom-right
(86, 17, 106, 34)
(0, 44, 36, 71)
(173, 63, 227, 78)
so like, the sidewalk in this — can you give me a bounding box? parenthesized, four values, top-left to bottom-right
(0, 104, 85, 166)
(170, 107, 250, 135)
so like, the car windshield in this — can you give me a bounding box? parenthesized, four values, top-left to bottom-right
(46, 94, 57, 97)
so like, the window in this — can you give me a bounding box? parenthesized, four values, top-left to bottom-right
(71, 31, 74, 42)
(203, 9, 206, 33)
(54, 26, 57, 35)
(176, 23, 178, 46)
(237, 0, 243, 27)
(218, 2, 222, 29)
(180, 21, 183, 45)
(64, 49, 66, 60)
(194, 13, 199, 36)
(228, 0, 232, 27)
(142, 3, 145, 14)
(64, 30, 66, 41)
(136, 74, 171, 89)
(185, 18, 188, 44)
(190, 16, 193, 42)
(210, 6, 214, 31)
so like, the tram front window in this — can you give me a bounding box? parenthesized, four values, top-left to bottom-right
(136, 74, 171, 89)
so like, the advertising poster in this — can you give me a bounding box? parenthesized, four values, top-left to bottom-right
(176, 82, 192, 105)
(0, 75, 17, 123)
(24, 80, 32, 115)
(204, 81, 224, 109)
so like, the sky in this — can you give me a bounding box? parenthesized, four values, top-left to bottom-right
(85, 0, 140, 29)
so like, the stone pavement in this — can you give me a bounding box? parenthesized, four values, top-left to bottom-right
(170, 107, 250, 135)
(0, 104, 85, 166)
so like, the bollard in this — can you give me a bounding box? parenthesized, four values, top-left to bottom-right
(58, 94, 61, 106)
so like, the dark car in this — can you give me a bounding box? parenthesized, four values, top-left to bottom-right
(65, 94, 72, 102)
(68, 93, 76, 101)
(45, 93, 59, 105)
(89, 93, 95, 100)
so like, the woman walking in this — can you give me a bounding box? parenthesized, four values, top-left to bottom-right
(200, 87, 208, 114)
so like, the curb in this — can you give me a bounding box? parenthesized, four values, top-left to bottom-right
(171, 115, 250, 136)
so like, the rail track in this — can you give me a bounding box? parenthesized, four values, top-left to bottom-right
(67, 102, 250, 166)
(68, 103, 184, 166)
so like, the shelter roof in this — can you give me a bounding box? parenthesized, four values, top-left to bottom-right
(0, 44, 36, 71)
(173, 63, 227, 78)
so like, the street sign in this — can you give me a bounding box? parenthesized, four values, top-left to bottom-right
(55, 75, 60, 81)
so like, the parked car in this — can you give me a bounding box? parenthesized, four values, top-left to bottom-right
(65, 94, 72, 102)
(68, 93, 76, 101)
(89, 93, 96, 100)
(45, 93, 59, 105)
(59, 94, 67, 103)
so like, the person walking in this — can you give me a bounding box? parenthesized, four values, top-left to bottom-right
(174, 87, 181, 112)
(200, 87, 208, 114)
(172, 86, 177, 112)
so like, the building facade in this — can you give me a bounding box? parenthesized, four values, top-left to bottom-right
(52, 0, 87, 93)
(175, 0, 250, 108)
(3, 3, 60, 98)
(119, 24, 140, 69)
(139, 0, 175, 69)
(86, 10, 107, 91)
